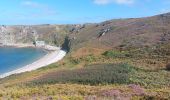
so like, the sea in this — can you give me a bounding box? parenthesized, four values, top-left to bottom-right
(0, 47, 47, 75)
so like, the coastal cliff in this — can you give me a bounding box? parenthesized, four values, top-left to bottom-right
(1, 13, 170, 54)
(0, 25, 68, 47)
(0, 13, 170, 100)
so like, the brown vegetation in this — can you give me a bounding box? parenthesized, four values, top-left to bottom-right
(166, 63, 170, 71)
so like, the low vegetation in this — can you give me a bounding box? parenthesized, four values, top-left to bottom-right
(102, 50, 130, 58)
(33, 63, 134, 85)
(0, 43, 170, 99)
(166, 63, 170, 71)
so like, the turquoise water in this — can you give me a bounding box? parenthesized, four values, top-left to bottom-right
(0, 47, 47, 75)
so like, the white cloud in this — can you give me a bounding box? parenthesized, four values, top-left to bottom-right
(22, 1, 40, 7)
(94, 0, 135, 5)
(159, 8, 170, 14)
(21, 1, 49, 10)
(21, 1, 58, 17)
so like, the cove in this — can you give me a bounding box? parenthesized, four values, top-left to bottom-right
(0, 47, 47, 75)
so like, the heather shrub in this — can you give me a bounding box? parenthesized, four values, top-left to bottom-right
(33, 63, 134, 85)
(101, 89, 121, 97)
(128, 84, 145, 96)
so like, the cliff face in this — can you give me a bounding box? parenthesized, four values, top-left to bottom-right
(0, 25, 69, 47)
(0, 26, 16, 45)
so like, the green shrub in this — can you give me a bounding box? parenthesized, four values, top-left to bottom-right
(70, 58, 81, 65)
(103, 50, 130, 58)
(103, 51, 121, 58)
(84, 54, 96, 63)
(33, 63, 134, 85)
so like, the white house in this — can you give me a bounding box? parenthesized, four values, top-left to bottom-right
(35, 41, 45, 47)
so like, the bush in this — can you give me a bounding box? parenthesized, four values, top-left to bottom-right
(70, 58, 81, 65)
(84, 54, 96, 63)
(103, 51, 123, 58)
(33, 63, 134, 85)
(103, 50, 130, 58)
(166, 63, 170, 71)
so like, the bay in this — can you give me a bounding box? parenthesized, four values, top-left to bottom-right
(0, 47, 47, 75)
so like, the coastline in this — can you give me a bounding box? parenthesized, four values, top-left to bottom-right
(0, 43, 59, 51)
(0, 43, 35, 48)
(0, 44, 66, 78)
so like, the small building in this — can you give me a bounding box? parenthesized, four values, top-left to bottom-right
(35, 41, 45, 47)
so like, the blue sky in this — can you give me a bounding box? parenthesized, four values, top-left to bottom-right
(0, 0, 170, 25)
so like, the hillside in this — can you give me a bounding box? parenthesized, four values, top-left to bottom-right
(1, 13, 170, 52)
(0, 13, 170, 99)
(68, 13, 170, 53)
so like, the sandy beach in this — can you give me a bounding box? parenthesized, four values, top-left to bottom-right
(0, 48, 66, 78)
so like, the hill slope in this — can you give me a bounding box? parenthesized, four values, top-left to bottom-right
(68, 13, 170, 53)
(0, 13, 170, 99)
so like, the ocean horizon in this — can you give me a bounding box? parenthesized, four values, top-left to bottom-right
(0, 47, 47, 75)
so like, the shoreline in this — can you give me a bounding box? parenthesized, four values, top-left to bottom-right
(0, 44, 66, 78)
(0, 43, 59, 51)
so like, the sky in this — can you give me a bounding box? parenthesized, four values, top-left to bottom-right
(0, 0, 170, 25)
